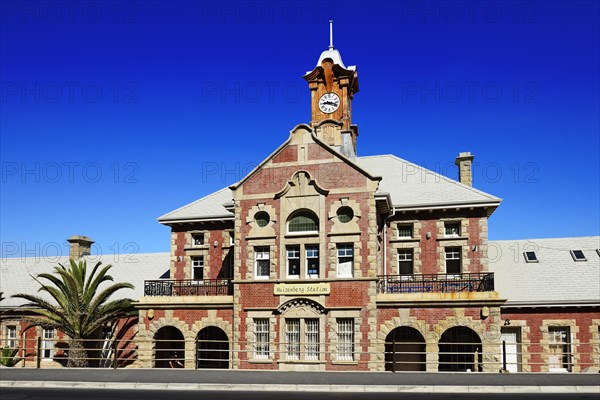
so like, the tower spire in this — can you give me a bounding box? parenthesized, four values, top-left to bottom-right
(329, 19, 334, 50)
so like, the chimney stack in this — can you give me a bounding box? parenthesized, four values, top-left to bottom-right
(67, 235, 94, 259)
(455, 152, 474, 187)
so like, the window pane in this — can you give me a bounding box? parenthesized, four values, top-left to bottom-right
(398, 225, 413, 238)
(286, 319, 300, 360)
(398, 249, 413, 275)
(445, 248, 461, 274)
(42, 328, 54, 359)
(288, 211, 318, 232)
(337, 318, 354, 361)
(337, 244, 353, 278)
(336, 207, 354, 223)
(255, 247, 270, 277)
(6, 326, 17, 348)
(254, 319, 270, 359)
(305, 319, 320, 360)
(287, 246, 300, 276)
(306, 245, 319, 276)
(445, 223, 460, 237)
(255, 211, 270, 228)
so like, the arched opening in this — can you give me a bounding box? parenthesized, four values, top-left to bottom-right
(385, 327, 426, 372)
(196, 327, 229, 369)
(439, 326, 482, 372)
(154, 326, 185, 368)
(287, 210, 319, 233)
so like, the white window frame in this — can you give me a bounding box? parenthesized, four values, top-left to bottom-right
(42, 328, 55, 359)
(6, 325, 17, 349)
(445, 247, 462, 275)
(305, 319, 320, 361)
(337, 318, 355, 361)
(398, 249, 414, 276)
(254, 319, 270, 359)
(191, 256, 204, 281)
(287, 245, 301, 279)
(444, 222, 461, 238)
(255, 246, 270, 279)
(524, 251, 538, 263)
(305, 245, 320, 278)
(570, 250, 587, 262)
(337, 243, 354, 278)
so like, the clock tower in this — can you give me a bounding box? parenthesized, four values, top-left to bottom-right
(304, 21, 359, 159)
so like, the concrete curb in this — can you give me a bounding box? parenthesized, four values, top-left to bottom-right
(1, 381, 599, 393)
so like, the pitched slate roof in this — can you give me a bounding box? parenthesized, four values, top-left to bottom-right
(489, 237, 600, 306)
(157, 188, 234, 223)
(158, 154, 501, 222)
(356, 155, 501, 209)
(0, 253, 170, 308)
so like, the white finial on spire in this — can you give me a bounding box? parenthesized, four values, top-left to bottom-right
(329, 19, 334, 50)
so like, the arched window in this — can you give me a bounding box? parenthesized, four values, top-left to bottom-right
(288, 210, 319, 233)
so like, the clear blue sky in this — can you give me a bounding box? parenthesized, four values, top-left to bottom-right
(1, 0, 599, 259)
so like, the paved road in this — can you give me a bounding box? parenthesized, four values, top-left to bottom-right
(1, 368, 599, 387)
(2, 388, 600, 400)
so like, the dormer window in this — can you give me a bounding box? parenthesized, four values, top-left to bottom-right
(524, 251, 538, 263)
(397, 224, 413, 239)
(444, 222, 460, 237)
(288, 210, 319, 233)
(192, 234, 204, 247)
(570, 250, 587, 262)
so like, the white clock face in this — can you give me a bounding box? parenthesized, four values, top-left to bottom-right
(318, 92, 340, 114)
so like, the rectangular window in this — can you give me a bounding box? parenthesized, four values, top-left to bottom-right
(285, 319, 300, 360)
(255, 247, 270, 279)
(287, 245, 301, 278)
(444, 222, 461, 237)
(6, 325, 17, 349)
(445, 247, 462, 274)
(192, 256, 204, 280)
(570, 250, 587, 262)
(337, 318, 354, 361)
(42, 328, 54, 359)
(305, 319, 320, 361)
(254, 319, 270, 359)
(398, 249, 414, 275)
(549, 327, 571, 372)
(192, 233, 204, 246)
(397, 224, 413, 239)
(524, 251, 538, 263)
(306, 245, 319, 277)
(337, 243, 354, 278)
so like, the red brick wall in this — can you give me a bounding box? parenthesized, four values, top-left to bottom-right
(501, 308, 598, 372)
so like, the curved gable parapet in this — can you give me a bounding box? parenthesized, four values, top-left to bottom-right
(276, 298, 327, 316)
(274, 170, 330, 199)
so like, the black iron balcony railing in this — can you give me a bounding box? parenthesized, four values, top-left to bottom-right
(144, 279, 233, 297)
(377, 273, 494, 294)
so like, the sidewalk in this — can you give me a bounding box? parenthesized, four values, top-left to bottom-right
(1, 368, 599, 393)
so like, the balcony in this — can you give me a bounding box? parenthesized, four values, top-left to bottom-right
(144, 279, 233, 297)
(377, 273, 494, 294)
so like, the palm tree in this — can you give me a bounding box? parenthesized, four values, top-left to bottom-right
(12, 259, 134, 367)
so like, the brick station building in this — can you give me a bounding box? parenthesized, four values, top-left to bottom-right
(2, 40, 599, 373)
(133, 41, 597, 373)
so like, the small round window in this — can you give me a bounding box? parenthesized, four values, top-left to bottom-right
(337, 206, 354, 223)
(255, 211, 270, 227)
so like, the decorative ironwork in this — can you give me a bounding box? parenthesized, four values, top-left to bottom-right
(377, 273, 494, 294)
(144, 279, 233, 296)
